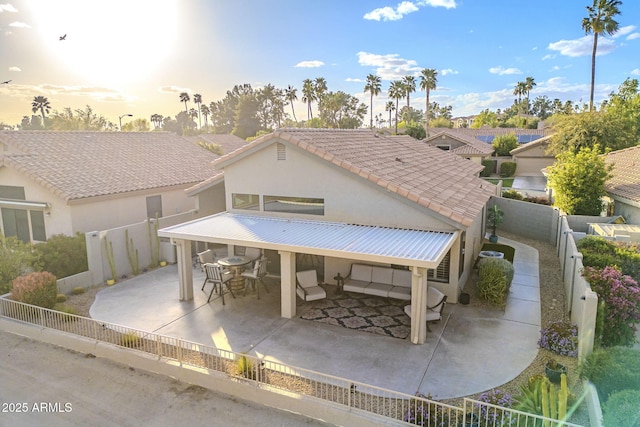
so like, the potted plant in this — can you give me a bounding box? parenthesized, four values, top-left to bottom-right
(487, 204, 504, 243)
(545, 358, 567, 384)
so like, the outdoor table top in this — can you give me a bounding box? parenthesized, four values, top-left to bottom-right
(217, 256, 253, 267)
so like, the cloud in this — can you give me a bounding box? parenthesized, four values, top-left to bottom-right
(548, 35, 616, 57)
(542, 54, 555, 61)
(627, 33, 640, 41)
(612, 25, 636, 38)
(357, 51, 420, 80)
(0, 4, 18, 12)
(9, 21, 30, 28)
(8, 66, 20, 71)
(632, 69, 640, 76)
(364, 0, 455, 21)
(345, 78, 363, 82)
(488, 66, 522, 75)
(440, 68, 458, 76)
(294, 60, 324, 68)
(158, 86, 192, 94)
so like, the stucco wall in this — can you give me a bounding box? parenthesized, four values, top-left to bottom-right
(491, 196, 560, 244)
(223, 141, 454, 232)
(614, 201, 640, 225)
(194, 182, 226, 217)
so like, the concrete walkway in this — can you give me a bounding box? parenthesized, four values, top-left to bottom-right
(90, 237, 541, 400)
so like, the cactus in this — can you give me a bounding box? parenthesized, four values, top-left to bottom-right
(125, 229, 140, 275)
(540, 374, 568, 427)
(146, 216, 160, 268)
(103, 237, 117, 282)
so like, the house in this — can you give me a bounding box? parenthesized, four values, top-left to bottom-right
(159, 129, 497, 344)
(423, 130, 494, 164)
(0, 131, 221, 243)
(509, 135, 556, 176)
(186, 133, 247, 155)
(604, 145, 640, 224)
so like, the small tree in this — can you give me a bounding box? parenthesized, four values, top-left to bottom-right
(492, 134, 519, 156)
(0, 235, 34, 295)
(487, 204, 504, 239)
(547, 144, 613, 215)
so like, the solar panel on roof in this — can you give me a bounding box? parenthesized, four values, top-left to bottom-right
(517, 135, 543, 143)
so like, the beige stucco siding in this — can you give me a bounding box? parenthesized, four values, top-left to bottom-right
(513, 157, 555, 176)
(194, 182, 226, 217)
(223, 141, 454, 232)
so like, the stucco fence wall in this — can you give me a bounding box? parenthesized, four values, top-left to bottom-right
(489, 196, 561, 244)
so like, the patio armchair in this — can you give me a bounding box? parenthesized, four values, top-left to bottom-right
(404, 287, 447, 332)
(196, 249, 215, 272)
(296, 270, 326, 302)
(202, 263, 235, 305)
(241, 257, 269, 299)
(244, 247, 262, 261)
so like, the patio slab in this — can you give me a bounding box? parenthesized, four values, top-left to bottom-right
(90, 236, 542, 400)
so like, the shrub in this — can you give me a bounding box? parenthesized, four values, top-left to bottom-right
(579, 347, 640, 399)
(0, 235, 34, 295)
(481, 160, 494, 177)
(54, 303, 79, 317)
(583, 266, 640, 347)
(523, 196, 552, 205)
(120, 332, 141, 348)
(235, 353, 257, 379)
(502, 189, 524, 200)
(477, 258, 514, 307)
(33, 233, 88, 279)
(56, 293, 67, 303)
(500, 161, 517, 177)
(403, 393, 447, 427)
(476, 389, 513, 425)
(11, 271, 57, 309)
(71, 287, 85, 295)
(603, 390, 640, 427)
(492, 134, 519, 156)
(537, 320, 578, 357)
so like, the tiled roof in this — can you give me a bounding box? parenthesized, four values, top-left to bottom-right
(186, 134, 247, 155)
(0, 131, 220, 201)
(424, 131, 495, 156)
(604, 145, 640, 203)
(214, 129, 496, 228)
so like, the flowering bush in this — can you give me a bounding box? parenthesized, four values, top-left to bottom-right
(476, 389, 513, 425)
(583, 266, 640, 347)
(11, 271, 57, 309)
(403, 393, 446, 426)
(538, 320, 578, 357)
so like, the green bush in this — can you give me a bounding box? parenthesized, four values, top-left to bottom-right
(578, 236, 640, 283)
(523, 196, 552, 205)
(33, 233, 88, 279)
(603, 389, 640, 427)
(477, 258, 514, 307)
(11, 271, 57, 309)
(579, 347, 640, 399)
(71, 287, 85, 295)
(0, 235, 34, 295)
(56, 293, 67, 303)
(481, 160, 494, 177)
(502, 189, 524, 200)
(492, 134, 519, 156)
(500, 162, 517, 177)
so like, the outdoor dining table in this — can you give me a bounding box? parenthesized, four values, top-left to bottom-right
(217, 256, 253, 293)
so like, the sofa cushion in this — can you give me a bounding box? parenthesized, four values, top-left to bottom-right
(388, 286, 411, 300)
(364, 282, 393, 298)
(371, 266, 393, 286)
(392, 269, 412, 288)
(343, 280, 370, 293)
(350, 264, 372, 283)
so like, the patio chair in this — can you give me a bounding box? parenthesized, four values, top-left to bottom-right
(244, 247, 262, 261)
(296, 270, 326, 302)
(202, 263, 235, 305)
(241, 257, 269, 299)
(196, 249, 215, 272)
(404, 287, 447, 332)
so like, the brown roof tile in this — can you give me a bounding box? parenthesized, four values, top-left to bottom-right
(0, 131, 220, 201)
(604, 145, 640, 203)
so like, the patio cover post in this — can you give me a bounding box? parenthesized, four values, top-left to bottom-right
(410, 267, 428, 344)
(174, 239, 193, 301)
(279, 250, 297, 318)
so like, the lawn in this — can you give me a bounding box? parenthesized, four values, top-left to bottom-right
(484, 178, 514, 187)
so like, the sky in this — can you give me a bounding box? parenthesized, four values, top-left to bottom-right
(1, 0, 640, 128)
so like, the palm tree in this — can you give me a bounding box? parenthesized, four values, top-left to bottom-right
(513, 81, 527, 117)
(285, 85, 298, 122)
(31, 96, 51, 125)
(582, 0, 621, 111)
(388, 80, 404, 134)
(193, 93, 202, 129)
(402, 75, 417, 108)
(523, 76, 536, 123)
(200, 104, 210, 130)
(419, 68, 438, 136)
(364, 74, 382, 128)
(150, 113, 163, 129)
(179, 92, 190, 113)
(385, 101, 395, 129)
(301, 79, 316, 120)
(314, 77, 327, 113)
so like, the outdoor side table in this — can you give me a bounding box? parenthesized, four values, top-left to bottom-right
(217, 256, 253, 293)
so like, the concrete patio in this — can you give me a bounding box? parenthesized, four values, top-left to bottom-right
(90, 237, 541, 400)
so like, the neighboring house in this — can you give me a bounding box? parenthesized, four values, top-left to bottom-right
(434, 127, 551, 144)
(451, 116, 475, 128)
(423, 130, 494, 164)
(0, 131, 221, 242)
(186, 133, 247, 155)
(509, 135, 555, 177)
(159, 129, 497, 344)
(604, 145, 640, 224)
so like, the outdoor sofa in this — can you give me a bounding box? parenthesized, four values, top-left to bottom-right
(343, 263, 412, 300)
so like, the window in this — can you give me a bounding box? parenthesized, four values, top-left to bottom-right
(1, 208, 46, 243)
(146, 195, 162, 218)
(232, 193, 259, 210)
(428, 250, 450, 283)
(0, 185, 26, 200)
(436, 145, 451, 151)
(263, 196, 324, 215)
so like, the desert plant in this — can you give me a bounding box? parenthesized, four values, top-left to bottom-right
(54, 303, 79, 317)
(147, 216, 160, 268)
(56, 293, 67, 303)
(235, 353, 256, 379)
(603, 389, 640, 427)
(125, 229, 140, 275)
(487, 204, 503, 238)
(499, 161, 517, 177)
(71, 287, 85, 295)
(541, 374, 568, 424)
(477, 258, 514, 307)
(579, 347, 640, 400)
(32, 233, 87, 279)
(103, 237, 117, 283)
(537, 320, 578, 357)
(11, 271, 57, 309)
(502, 189, 524, 200)
(582, 266, 640, 347)
(514, 375, 546, 421)
(120, 332, 141, 348)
